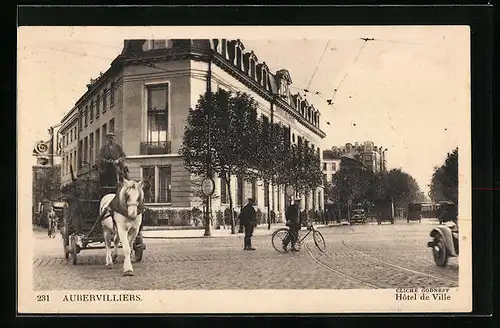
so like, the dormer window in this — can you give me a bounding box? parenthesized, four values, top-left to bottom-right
(250, 59, 256, 79)
(143, 40, 173, 51)
(236, 47, 242, 70)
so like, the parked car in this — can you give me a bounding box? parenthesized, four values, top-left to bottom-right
(349, 208, 367, 225)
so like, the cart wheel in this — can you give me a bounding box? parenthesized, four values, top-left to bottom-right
(70, 235, 78, 265)
(432, 236, 448, 267)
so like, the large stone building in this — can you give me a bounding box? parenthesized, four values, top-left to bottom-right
(330, 141, 387, 173)
(58, 39, 326, 218)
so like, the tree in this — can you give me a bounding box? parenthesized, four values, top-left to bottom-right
(429, 148, 458, 204)
(180, 90, 261, 234)
(382, 168, 426, 213)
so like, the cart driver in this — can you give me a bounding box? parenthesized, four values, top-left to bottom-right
(98, 132, 129, 188)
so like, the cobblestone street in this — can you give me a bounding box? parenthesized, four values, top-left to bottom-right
(32, 220, 459, 290)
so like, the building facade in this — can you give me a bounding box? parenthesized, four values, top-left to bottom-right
(58, 39, 326, 217)
(32, 124, 62, 220)
(330, 141, 387, 173)
(322, 150, 341, 183)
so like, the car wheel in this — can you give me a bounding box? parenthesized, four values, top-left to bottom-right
(432, 236, 448, 267)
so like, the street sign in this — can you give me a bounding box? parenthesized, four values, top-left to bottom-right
(200, 177, 215, 197)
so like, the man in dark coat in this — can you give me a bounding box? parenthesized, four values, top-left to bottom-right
(98, 133, 128, 189)
(284, 198, 301, 252)
(239, 198, 257, 250)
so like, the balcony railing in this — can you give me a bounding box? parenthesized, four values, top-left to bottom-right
(140, 141, 172, 155)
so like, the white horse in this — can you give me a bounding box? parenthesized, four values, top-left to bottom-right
(99, 178, 144, 276)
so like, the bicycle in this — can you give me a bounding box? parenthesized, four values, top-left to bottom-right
(271, 221, 326, 253)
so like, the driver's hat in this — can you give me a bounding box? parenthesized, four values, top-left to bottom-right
(106, 132, 116, 138)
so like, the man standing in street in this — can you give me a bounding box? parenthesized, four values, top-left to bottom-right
(284, 198, 302, 252)
(239, 198, 257, 250)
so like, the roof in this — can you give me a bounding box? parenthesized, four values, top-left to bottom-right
(322, 150, 341, 160)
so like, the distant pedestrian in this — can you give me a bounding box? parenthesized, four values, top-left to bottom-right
(239, 198, 257, 250)
(47, 207, 58, 238)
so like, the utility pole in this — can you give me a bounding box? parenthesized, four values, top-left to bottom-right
(204, 54, 213, 237)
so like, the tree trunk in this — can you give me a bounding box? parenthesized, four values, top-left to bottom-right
(226, 176, 236, 234)
(267, 179, 271, 230)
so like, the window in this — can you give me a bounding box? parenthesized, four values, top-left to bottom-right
(79, 117, 83, 131)
(323, 174, 327, 183)
(109, 118, 115, 134)
(83, 137, 88, 165)
(142, 167, 155, 203)
(264, 181, 269, 207)
(158, 166, 172, 203)
(236, 47, 242, 70)
(220, 178, 228, 204)
(77, 140, 82, 168)
(332, 163, 337, 171)
(323, 163, 327, 170)
(69, 153, 72, 173)
(146, 84, 169, 146)
(237, 177, 243, 206)
(153, 40, 166, 49)
(89, 133, 94, 163)
(84, 109, 88, 127)
(102, 88, 107, 111)
(96, 96, 100, 118)
(251, 179, 257, 205)
(95, 128, 100, 157)
(102, 123, 107, 142)
(90, 101, 94, 122)
(250, 59, 256, 78)
(110, 82, 115, 106)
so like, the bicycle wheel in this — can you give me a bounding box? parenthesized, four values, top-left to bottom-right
(272, 228, 291, 253)
(313, 230, 326, 252)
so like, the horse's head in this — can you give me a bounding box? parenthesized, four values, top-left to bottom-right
(118, 178, 144, 218)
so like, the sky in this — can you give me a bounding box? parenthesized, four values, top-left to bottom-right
(18, 26, 470, 195)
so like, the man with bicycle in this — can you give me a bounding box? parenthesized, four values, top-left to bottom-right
(284, 197, 302, 252)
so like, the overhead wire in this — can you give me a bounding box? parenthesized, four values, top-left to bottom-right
(305, 40, 330, 91)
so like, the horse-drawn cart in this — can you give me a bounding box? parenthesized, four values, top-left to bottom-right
(59, 163, 146, 266)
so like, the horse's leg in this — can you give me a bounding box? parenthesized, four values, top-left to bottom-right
(128, 226, 139, 263)
(103, 226, 113, 269)
(114, 216, 134, 276)
(112, 229, 119, 263)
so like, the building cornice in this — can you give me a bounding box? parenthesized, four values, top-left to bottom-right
(68, 42, 327, 139)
